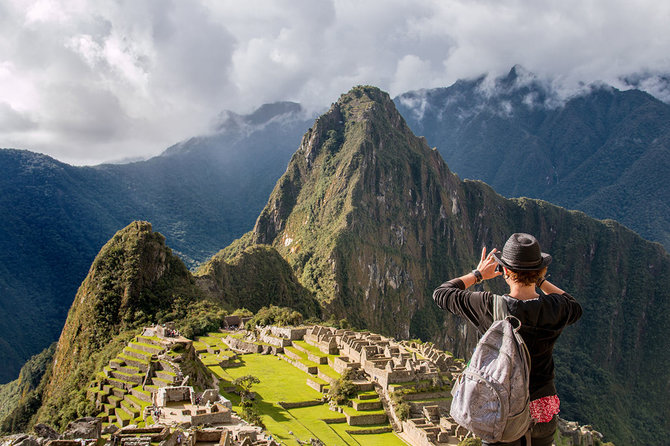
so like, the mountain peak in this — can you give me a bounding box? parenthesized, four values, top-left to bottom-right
(251, 85, 435, 244)
(245, 85, 466, 333)
(213, 101, 305, 133)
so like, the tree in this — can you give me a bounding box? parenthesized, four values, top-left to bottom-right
(232, 375, 263, 428)
(233, 375, 260, 401)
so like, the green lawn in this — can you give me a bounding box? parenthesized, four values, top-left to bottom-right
(210, 354, 407, 446)
(316, 363, 341, 381)
(218, 354, 322, 403)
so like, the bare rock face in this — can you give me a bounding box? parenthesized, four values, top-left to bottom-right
(32, 425, 58, 441)
(61, 417, 101, 440)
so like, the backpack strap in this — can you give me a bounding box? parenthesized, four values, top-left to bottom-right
(493, 294, 509, 321)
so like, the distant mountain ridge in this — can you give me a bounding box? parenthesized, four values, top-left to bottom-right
(0, 104, 312, 383)
(395, 66, 670, 250)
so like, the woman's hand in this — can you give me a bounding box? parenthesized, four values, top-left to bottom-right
(476, 246, 503, 281)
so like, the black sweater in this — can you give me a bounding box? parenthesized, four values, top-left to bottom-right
(433, 280, 582, 400)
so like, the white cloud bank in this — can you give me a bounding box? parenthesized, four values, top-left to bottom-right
(0, 0, 669, 164)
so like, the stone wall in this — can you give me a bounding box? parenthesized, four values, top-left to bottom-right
(223, 336, 262, 354)
(269, 326, 307, 340)
(158, 429, 184, 446)
(402, 391, 451, 401)
(46, 441, 82, 446)
(193, 429, 222, 443)
(155, 386, 194, 406)
(259, 332, 291, 348)
(344, 412, 388, 426)
(343, 427, 393, 435)
(306, 378, 328, 392)
(277, 400, 323, 409)
(400, 420, 433, 446)
(330, 356, 360, 374)
(113, 427, 170, 443)
(190, 409, 231, 426)
(279, 354, 317, 374)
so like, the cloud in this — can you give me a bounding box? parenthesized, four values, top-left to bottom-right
(0, 102, 37, 131)
(0, 0, 669, 164)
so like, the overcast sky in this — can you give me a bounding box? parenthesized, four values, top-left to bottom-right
(1, 0, 669, 165)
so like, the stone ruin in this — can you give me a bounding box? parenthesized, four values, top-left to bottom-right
(257, 326, 308, 349)
(558, 418, 605, 446)
(155, 386, 195, 407)
(185, 427, 279, 446)
(303, 326, 339, 355)
(221, 316, 252, 330)
(304, 326, 456, 390)
(400, 406, 468, 445)
(110, 426, 172, 446)
(298, 325, 467, 445)
(153, 386, 232, 427)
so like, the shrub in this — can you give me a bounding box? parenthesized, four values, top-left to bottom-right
(232, 308, 253, 317)
(241, 406, 264, 428)
(175, 300, 227, 338)
(245, 305, 303, 329)
(327, 369, 357, 405)
(395, 401, 410, 421)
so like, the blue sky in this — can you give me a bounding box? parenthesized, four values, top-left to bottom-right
(1, 0, 669, 165)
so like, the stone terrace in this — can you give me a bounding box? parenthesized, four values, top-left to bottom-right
(88, 328, 189, 427)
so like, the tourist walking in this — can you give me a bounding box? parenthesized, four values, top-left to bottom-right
(433, 233, 582, 445)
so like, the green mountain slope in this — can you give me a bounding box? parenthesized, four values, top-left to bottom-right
(196, 243, 321, 319)
(395, 66, 670, 250)
(227, 85, 670, 445)
(5, 70, 670, 387)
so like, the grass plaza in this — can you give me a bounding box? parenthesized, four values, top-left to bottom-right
(210, 352, 407, 446)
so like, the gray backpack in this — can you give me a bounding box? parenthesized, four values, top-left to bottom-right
(450, 294, 532, 443)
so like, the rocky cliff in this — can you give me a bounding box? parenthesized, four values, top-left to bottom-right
(226, 85, 670, 445)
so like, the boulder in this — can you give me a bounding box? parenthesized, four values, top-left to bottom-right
(61, 417, 101, 440)
(0, 435, 40, 446)
(101, 425, 118, 436)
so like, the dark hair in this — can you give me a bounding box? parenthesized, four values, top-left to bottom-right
(507, 267, 547, 286)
